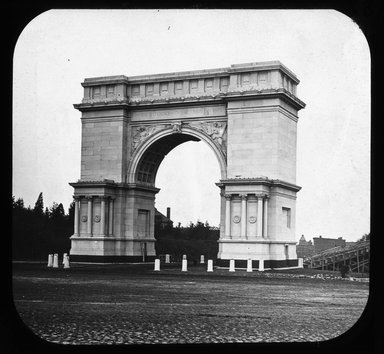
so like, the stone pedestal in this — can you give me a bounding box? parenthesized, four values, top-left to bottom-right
(247, 259, 253, 272)
(154, 259, 160, 271)
(182, 259, 188, 272)
(207, 260, 213, 272)
(47, 254, 53, 267)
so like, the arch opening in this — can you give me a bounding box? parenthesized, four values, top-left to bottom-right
(155, 139, 222, 228)
(128, 126, 227, 185)
(136, 133, 200, 185)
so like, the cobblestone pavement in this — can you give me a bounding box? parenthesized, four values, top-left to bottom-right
(12, 264, 369, 344)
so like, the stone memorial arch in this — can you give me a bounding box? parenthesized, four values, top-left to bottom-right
(69, 61, 305, 268)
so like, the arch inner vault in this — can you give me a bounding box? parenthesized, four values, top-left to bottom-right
(69, 61, 305, 268)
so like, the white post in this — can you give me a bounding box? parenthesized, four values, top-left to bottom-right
(258, 259, 264, 272)
(154, 259, 160, 271)
(229, 259, 235, 272)
(247, 259, 253, 272)
(182, 254, 187, 260)
(200, 255, 205, 264)
(182, 259, 188, 272)
(53, 254, 59, 268)
(298, 258, 303, 268)
(47, 254, 53, 267)
(63, 254, 70, 269)
(62, 253, 67, 265)
(207, 260, 213, 272)
(225, 194, 231, 238)
(240, 194, 247, 238)
(165, 254, 170, 263)
(257, 195, 263, 237)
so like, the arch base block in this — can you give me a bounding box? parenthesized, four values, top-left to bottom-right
(217, 239, 299, 269)
(69, 236, 156, 263)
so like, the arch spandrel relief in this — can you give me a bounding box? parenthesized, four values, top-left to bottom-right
(130, 121, 227, 159)
(186, 121, 227, 157)
(131, 124, 167, 153)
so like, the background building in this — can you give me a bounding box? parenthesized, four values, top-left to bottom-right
(155, 207, 173, 230)
(296, 235, 314, 258)
(313, 236, 346, 254)
(297, 235, 355, 258)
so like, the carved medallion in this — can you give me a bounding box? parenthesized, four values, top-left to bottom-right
(81, 216, 87, 223)
(233, 215, 241, 223)
(249, 216, 257, 224)
(94, 215, 100, 223)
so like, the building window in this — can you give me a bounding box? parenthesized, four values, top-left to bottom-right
(282, 207, 291, 228)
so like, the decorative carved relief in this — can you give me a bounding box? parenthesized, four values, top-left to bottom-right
(233, 215, 241, 223)
(130, 121, 227, 158)
(81, 216, 87, 223)
(249, 216, 257, 224)
(187, 121, 227, 157)
(94, 215, 100, 223)
(171, 122, 182, 134)
(131, 125, 166, 152)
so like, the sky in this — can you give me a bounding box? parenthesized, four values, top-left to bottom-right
(12, 9, 370, 242)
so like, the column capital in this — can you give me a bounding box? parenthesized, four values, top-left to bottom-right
(263, 194, 270, 200)
(239, 194, 248, 200)
(85, 195, 93, 200)
(224, 194, 232, 201)
(255, 193, 264, 199)
(73, 195, 80, 201)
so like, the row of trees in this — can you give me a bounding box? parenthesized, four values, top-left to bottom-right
(12, 193, 74, 260)
(154, 220, 220, 261)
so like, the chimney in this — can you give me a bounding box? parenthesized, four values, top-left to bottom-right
(166, 207, 171, 219)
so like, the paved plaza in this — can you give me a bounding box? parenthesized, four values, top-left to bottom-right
(12, 263, 369, 345)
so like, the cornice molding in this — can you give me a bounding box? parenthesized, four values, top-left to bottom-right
(74, 88, 305, 112)
(69, 180, 160, 194)
(216, 178, 301, 192)
(218, 239, 297, 244)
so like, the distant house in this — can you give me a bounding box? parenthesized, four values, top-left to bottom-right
(313, 236, 346, 254)
(155, 207, 173, 229)
(296, 235, 314, 258)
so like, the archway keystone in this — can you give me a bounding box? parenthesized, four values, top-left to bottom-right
(69, 61, 305, 267)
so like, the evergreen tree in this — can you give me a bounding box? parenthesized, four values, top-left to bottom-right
(12, 194, 73, 260)
(33, 192, 44, 215)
